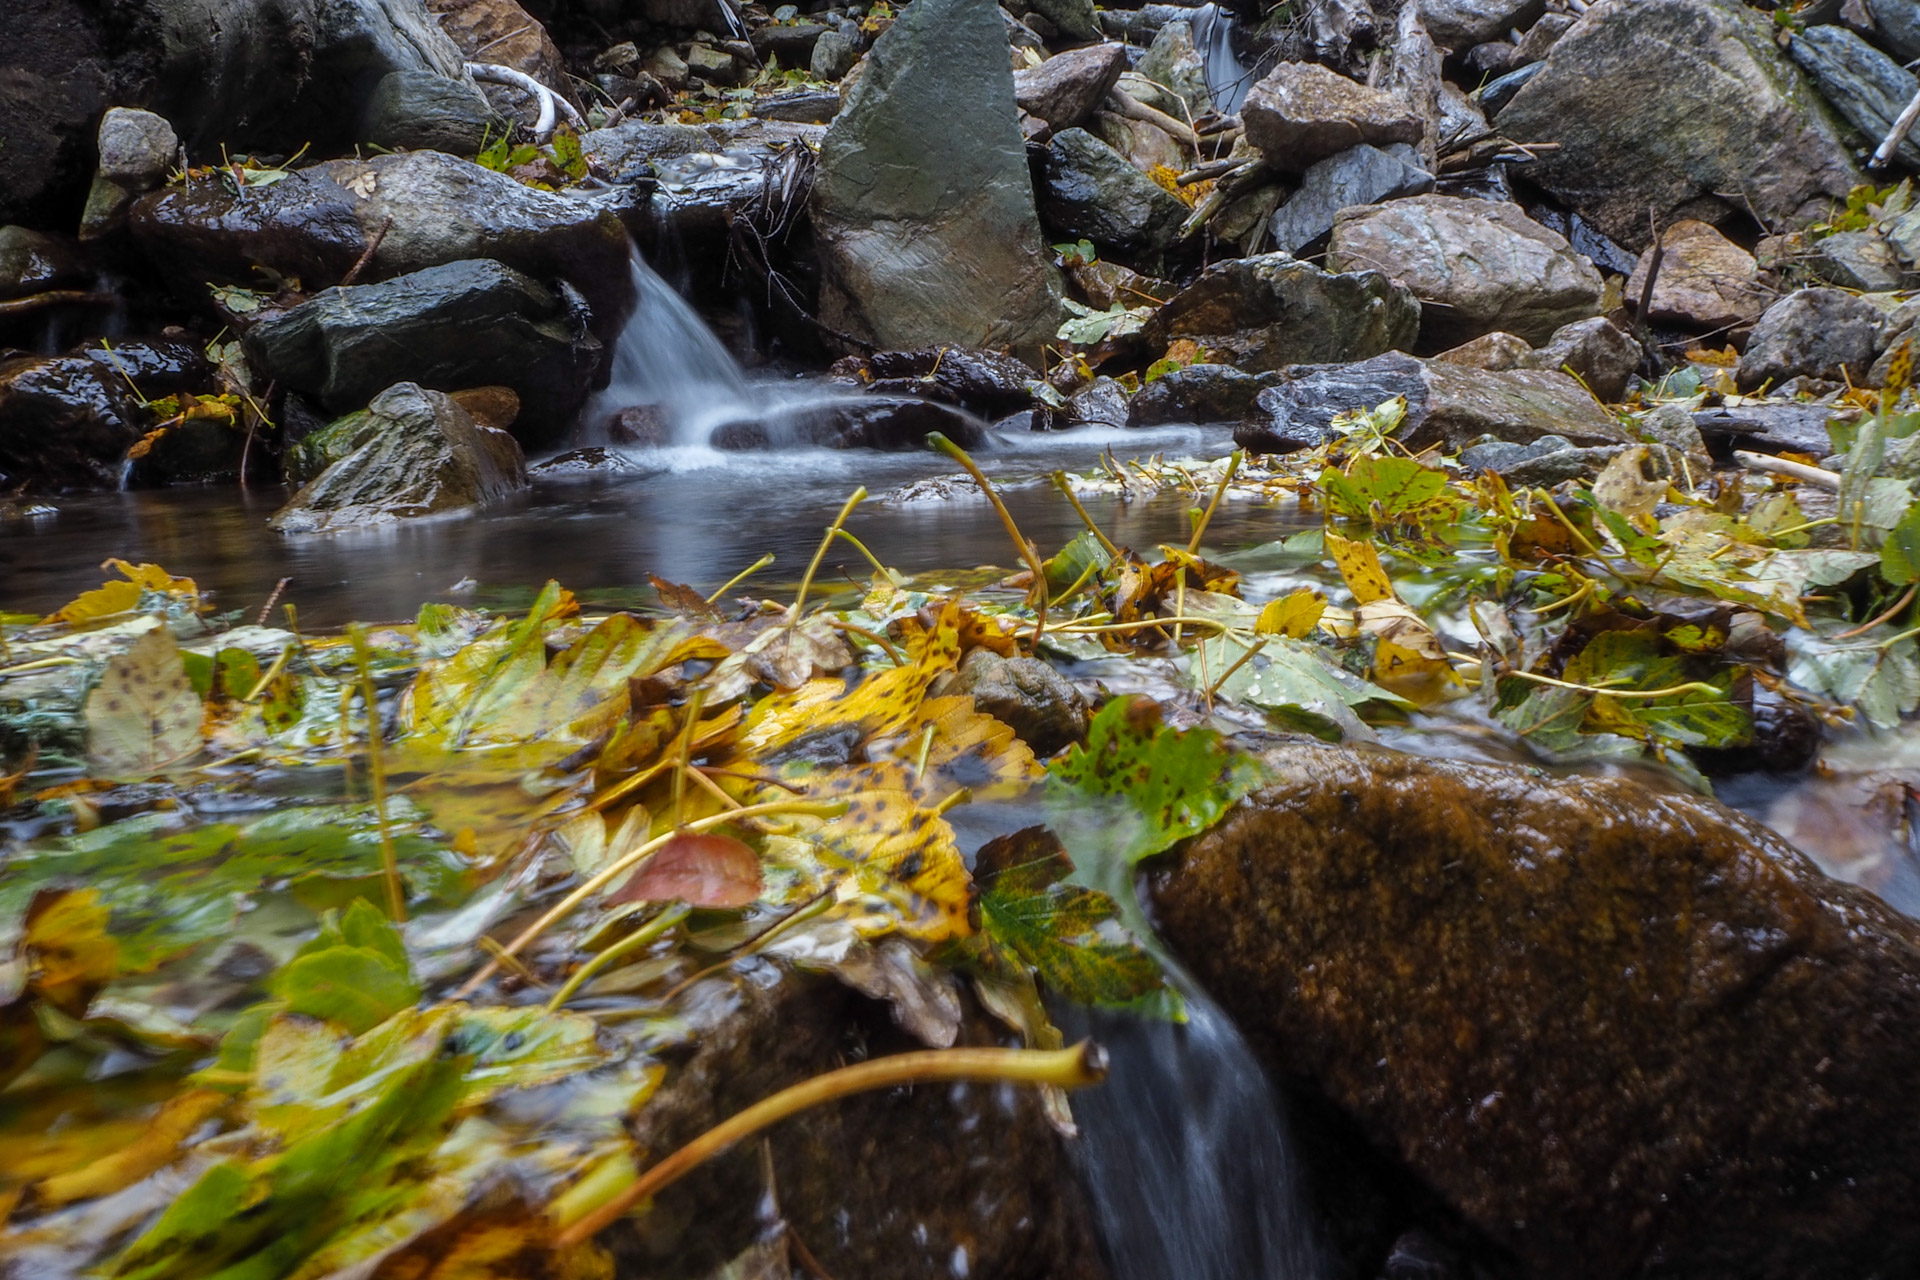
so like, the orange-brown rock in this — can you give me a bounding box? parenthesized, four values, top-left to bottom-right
(1150, 745, 1920, 1280)
(424, 0, 575, 102)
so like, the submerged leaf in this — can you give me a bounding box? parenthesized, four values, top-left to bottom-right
(85, 628, 204, 776)
(609, 832, 763, 907)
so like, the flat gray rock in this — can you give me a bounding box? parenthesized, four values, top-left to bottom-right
(1267, 143, 1433, 255)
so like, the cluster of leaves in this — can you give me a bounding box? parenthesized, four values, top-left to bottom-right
(476, 126, 590, 191)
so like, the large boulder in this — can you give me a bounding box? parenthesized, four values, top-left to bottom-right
(0, 340, 211, 491)
(243, 259, 598, 443)
(1327, 194, 1604, 348)
(1143, 254, 1421, 374)
(1128, 364, 1288, 427)
(128, 150, 636, 341)
(269, 382, 526, 533)
(1242, 62, 1425, 172)
(1235, 350, 1627, 454)
(1037, 129, 1190, 257)
(1624, 219, 1765, 332)
(0, 0, 468, 227)
(1150, 745, 1920, 1280)
(1493, 0, 1862, 252)
(810, 0, 1062, 358)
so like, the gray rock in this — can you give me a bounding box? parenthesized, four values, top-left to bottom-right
(1475, 60, 1544, 115)
(810, 0, 1062, 358)
(361, 70, 499, 154)
(243, 259, 598, 441)
(1146, 253, 1422, 373)
(950, 649, 1088, 756)
(1523, 316, 1639, 403)
(1737, 288, 1885, 392)
(1624, 220, 1766, 331)
(751, 20, 829, 65)
(1327, 194, 1604, 347)
(1236, 351, 1628, 455)
(0, 340, 211, 491)
(1064, 376, 1130, 428)
(270, 382, 526, 533)
(1494, 0, 1862, 251)
(129, 149, 636, 349)
(1640, 402, 1706, 455)
(1038, 128, 1190, 256)
(96, 107, 178, 187)
(647, 45, 692, 90)
(1138, 20, 1211, 115)
(1419, 0, 1546, 49)
(1013, 43, 1127, 134)
(1241, 62, 1425, 172)
(1266, 142, 1434, 254)
(1812, 230, 1915, 293)
(1459, 432, 1573, 474)
(1867, 0, 1920, 61)
(1499, 443, 1634, 487)
(1026, 0, 1100, 42)
(751, 89, 841, 124)
(1692, 403, 1846, 459)
(1790, 24, 1920, 171)
(1513, 11, 1574, 63)
(0, 226, 90, 300)
(1128, 364, 1287, 427)
(810, 29, 858, 79)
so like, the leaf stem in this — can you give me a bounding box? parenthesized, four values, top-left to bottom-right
(1050, 471, 1121, 558)
(1834, 582, 1919, 639)
(552, 1041, 1109, 1246)
(929, 434, 1049, 644)
(1187, 450, 1243, 554)
(792, 489, 868, 624)
(545, 903, 691, 1013)
(1503, 670, 1725, 700)
(348, 625, 405, 923)
(707, 553, 775, 605)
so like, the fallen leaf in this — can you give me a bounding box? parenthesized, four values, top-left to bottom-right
(609, 832, 763, 908)
(84, 628, 204, 777)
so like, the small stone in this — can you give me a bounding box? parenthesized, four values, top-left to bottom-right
(1241, 62, 1425, 172)
(1476, 61, 1544, 115)
(1737, 288, 1884, 392)
(1520, 316, 1640, 403)
(1434, 331, 1533, 371)
(685, 43, 742, 85)
(1267, 142, 1433, 255)
(1419, 0, 1546, 50)
(646, 45, 692, 90)
(1138, 19, 1211, 115)
(1146, 252, 1422, 373)
(1064, 376, 1129, 428)
(1068, 260, 1174, 311)
(1012, 43, 1126, 134)
(595, 41, 641, 72)
(1024, 0, 1100, 42)
(1512, 11, 1573, 63)
(1640, 402, 1705, 455)
(950, 649, 1089, 756)
(1624, 220, 1764, 332)
(1327, 194, 1603, 347)
(1812, 231, 1914, 293)
(449, 385, 520, 432)
(810, 29, 858, 80)
(95, 107, 178, 188)
(1128, 364, 1286, 427)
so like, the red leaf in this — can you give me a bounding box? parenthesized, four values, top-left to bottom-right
(608, 832, 763, 908)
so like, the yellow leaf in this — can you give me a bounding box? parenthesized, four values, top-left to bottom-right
(869, 694, 1042, 802)
(742, 604, 962, 755)
(23, 888, 121, 1015)
(47, 559, 199, 624)
(32, 1089, 229, 1208)
(1592, 445, 1668, 521)
(1255, 589, 1327, 639)
(1682, 346, 1739, 367)
(1324, 530, 1395, 605)
(84, 627, 204, 776)
(1357, 599, 1455, 695)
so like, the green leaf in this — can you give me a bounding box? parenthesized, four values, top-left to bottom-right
(1883, 501, 1920, 584)
(272, 946, 420, 1035)
(550, 125, 588, 181)
(1320, 454, 1453, 524)
(1042, 530, 1112, 596)
(974, 832, 1163, 1008)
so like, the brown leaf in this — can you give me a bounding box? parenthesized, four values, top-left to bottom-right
(609, 832, 763, 907)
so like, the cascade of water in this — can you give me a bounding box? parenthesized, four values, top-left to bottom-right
(589, 246, 760, 449)
(1061, 986, 1332, 1280)
(1190, 4, 1254, 116)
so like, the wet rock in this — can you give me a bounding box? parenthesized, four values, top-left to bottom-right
(811, 0, 1062, 357)
(1811, 230, 1914, 293)
(1145, 253, 1421, 374)
(1691, 402, 1844, 460)
(1474, 60, 1543, 115)
(1693, 685, 1821, 776)
(0, 227, 92, 301)
(607, 404, 669, 447)
(1864, 0, 1920, 61)
(1494, 0, 1861, 252)
(829, 397, 985, 450)
(1150, 745, 1920, 1280)
(425, 0, 572, 100)
(810, 29, 859, 79)
(1137, 19, 1212, 116)
(1068, 259, 1175, 310)
(614, 968, 1104, 1280)
(360, 71, 500, 154)
(949, 649, 1089, 756)
(1013, 43, 1128, 134)
(270, 382, 526, 533)
(751, 21, 830, 66)
(1789, 24, 1920, 171)
(527, 446, 657, 476)
(1235, 352, 1627, 455)
(1327, 194, 1603, 349)
(1267, 143, 1434, 256)
(585, 118, 821, 236)
(1737, 288, 1884, 392)
(129, 150, 636, 342)
(1064, 376, 1130, 428)
(861, 346, 1045, 417)
(243, 259, 597, 443)
(1624, 220, 1766, 332)
(1419, 0, 1546, 50)
(1128, 364, 1286, 427)
(0, 340, 212, 491)
(1242, 62, 1425, 172)
(448, 385, 519, 433)
(79, 108, 182, 240)
(1038, 129, 1190, 257)
(1524, 316, 1640, 403)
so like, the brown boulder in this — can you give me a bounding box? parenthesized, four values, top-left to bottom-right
(1150, 745, 1920, 1280)
(1014, 43, 1127, 134)
(1625, 220, 1766, 332)
(425, 0, 576, 103)
(1242, 62, 1424, 172)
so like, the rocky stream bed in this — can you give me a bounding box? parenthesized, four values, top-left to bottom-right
(9, 0, 1920, 1277)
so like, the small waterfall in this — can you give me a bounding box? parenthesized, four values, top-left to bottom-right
(1190, 4, 1254, 116)
(589, 247, 759, 449)
(1062, 988, 1333, 1280)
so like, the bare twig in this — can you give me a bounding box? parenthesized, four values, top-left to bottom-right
(1873, 83, 1920, 169)
(1105, 87, 1200, 149)
(0, 290, 117, 316)
(340, 217, 393, 288)
(1734, 450, 1841, 490)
